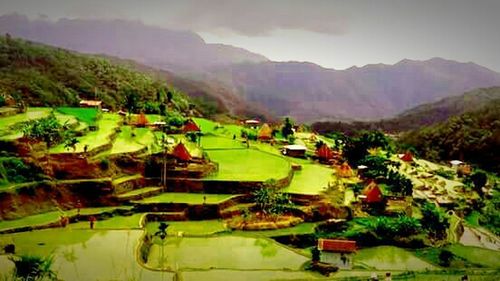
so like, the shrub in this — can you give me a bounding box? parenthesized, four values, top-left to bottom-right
(9, 254, 57, 281)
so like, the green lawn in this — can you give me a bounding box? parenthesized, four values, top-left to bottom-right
(283, 164, 332, 195)
(0, 207, 132, 232)
(0, 107, 51, 128)
(70, 213, 145, 229)
(193, 117, 248, 138)
(231, 222, 318, 237)
(56, 107, 98, 126)
(135, 193, 237, 204)
(355, 246, 437, 271)
(110, 126, 151, 154)
(49, 113, 121, 153)
(200, 135, 246, 149)
(206, 149, 291, 181)
(146, 220, 228, 236)
(447, 244, 500, 268)
(145, 236, 309, 270)
(0, 229, 169, 281)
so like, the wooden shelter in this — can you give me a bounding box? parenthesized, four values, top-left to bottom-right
(336, 162, 354, 178)
(79, 100, 102, 108)
(318, 239, 356, 269)
(362, 181, 383, 203)
(135, 113, 149, 127)
(282, 144, 307, 158)
(257, 123, 273, 140)
(316, 144, 334, 161)
(172, 142, 192, 162)
(183, 119, 200, 133)
(400, 151, 414, 162)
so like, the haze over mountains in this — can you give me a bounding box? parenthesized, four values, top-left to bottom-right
(2, 14, 500, 122)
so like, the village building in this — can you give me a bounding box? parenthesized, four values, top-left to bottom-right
(244, 119, 260, 129)
(399, 151, 414, 162)
(316, 144, 335, 162)
(183, 119, 201, 133)
(171, 142, 192, 162)
(282, 144, 307, 158)
(318, 239, 356, 269)
(336, 162, 354, 178)
(257, 123, 273, 141)
(361, 180, 384, 205)
(79, 100, 102, 109)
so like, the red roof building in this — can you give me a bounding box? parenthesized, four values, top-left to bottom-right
(318, 239, 357, 253)
(400, 151, 413, 162)
(183, 119, 201, 133)
(172, 142, 192, 162)
(135, 113, 149, 127)
(363, 181, 384, 203)
(316, 144, 334, 160)
(336, 162, 354, 178)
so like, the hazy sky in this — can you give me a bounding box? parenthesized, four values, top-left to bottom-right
(1, 0, 500, 71)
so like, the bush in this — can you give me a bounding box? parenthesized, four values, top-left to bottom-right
(21, 113, 65, 147)
(0, 157, 43, 183)
(438, 249, 453, 267)
(421, 203, 449, 239)
(435, 168, 455, 180)
(9, 254, 57, 281)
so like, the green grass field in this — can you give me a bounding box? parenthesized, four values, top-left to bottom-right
(50, 113, 121, 153)
(110, 126, 157, 154)
(355, 246, 437, 271)
(146, 220, 228, 236)
(200, 135, 246, 150)
(0, 207, 133, 232)
(283, 164, 332, 195)
(135, 193, 237, 204)
(447, 244, 500, 268)
(145, 236, 309, 270)
(56, 107, 98, 126)
(206, 149, 290, 181)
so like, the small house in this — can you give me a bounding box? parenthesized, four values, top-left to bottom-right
(336, 162, 354, 178)
(172, 142, 192, 162)
(79, 100, 102, 109)
(257, 123, 273, 141)
(318, 239, 356, 269)
(282, 144, 307, 158)
(244, 119, 260, 129)
(183, 119, 201, 133)
(399, 151, 414, 162)
(316, 144, 334, 162)
(362, 181, 384, 204)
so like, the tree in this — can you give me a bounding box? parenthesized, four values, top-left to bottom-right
(22, 113, 64, 147)
(470, 171, 487, 196)
(311, 247, 321, 263)
(438, 249, 453, 267)
(167, 90, 173, 103)
(64, 136, 79, 152)
(281, 117, 294, 138)
(252, 180, 293, 216)
(123, 88, 140, 115)
(421, 203, 449, 239)
(9, 254, 58, 281)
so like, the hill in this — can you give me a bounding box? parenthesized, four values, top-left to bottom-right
(3, 14, 500, 122)
(0, 35, 195, 113)
(0, 14, 268, 72)
(312, 87, 500, 134)
(212, 59, 500, 122)
(399, 99, 500, 173)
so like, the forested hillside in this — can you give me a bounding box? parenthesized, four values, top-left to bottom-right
(0, 35, 191, 113)
(312, 87, 500, 134)
(400, 99, 500, 173)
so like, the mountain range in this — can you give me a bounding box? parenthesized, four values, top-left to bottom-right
(2, 14, 500, 122)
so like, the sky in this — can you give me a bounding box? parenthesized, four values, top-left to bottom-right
(1, 0, 500, 71)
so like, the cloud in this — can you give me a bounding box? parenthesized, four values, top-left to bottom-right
(0, 0, 349, 36)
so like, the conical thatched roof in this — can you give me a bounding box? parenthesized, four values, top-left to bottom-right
(336, 162, 354, 178)
(183, 119, 200, 133)
(172, 142, 192, 162)
(363, 181, 383, 203)
(258, 123, 273, 139)
(316, 144, 334, 160)
(400, 151, 413, 162)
